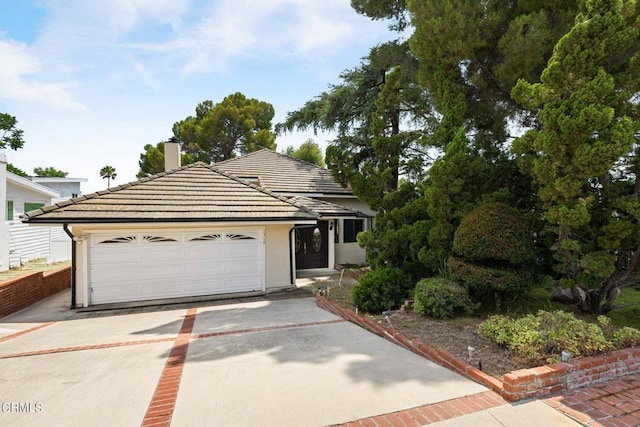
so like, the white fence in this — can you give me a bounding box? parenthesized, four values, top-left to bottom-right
(8, 223, 71, 268)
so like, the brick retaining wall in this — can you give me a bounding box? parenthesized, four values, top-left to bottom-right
(316, 293, 640, 402)
(0, 266, 71, 318)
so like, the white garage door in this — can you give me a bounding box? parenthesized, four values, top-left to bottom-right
(88, 228, 264, 305)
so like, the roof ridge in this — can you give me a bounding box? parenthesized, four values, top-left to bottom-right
(214, 149, 270, 166)
(270, 149, 329, 171)
(217, 148, 329, 171)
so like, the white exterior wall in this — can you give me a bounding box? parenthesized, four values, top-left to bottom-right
(7, 183, 53, 218)
(6, 181, 64, 267)
(318, 197, 373, 266)
(8, 223, 50, 267)
(71, 222, 297, 307)
(0, 155, 8, 271)
(36, 181, 82, 199)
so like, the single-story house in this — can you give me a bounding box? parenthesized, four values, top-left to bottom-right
(22, 145, 373, 308)
(0, 155, 75, 271)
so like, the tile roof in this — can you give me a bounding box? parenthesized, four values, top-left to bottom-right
(287, 196, 371, 218)
(214, 149, 353, 195)
(22, 163, 318, 224)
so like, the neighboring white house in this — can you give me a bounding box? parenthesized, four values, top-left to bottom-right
(0, 155, 85, 272)
(29, 176, 87, 201)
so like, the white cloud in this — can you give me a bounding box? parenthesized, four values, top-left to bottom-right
(112, 0, 386, 78)
(0, 38, 87, 111)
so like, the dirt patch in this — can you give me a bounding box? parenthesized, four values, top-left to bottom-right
(321, 278, 530, 379)
(374, 310, 531, 378)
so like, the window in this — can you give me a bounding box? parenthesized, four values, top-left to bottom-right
(24, 202, 45, 213)
(6, 201, 13, 221)
(343, 219, 364, 243)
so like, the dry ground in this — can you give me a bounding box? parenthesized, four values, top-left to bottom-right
(320, 278, 531, 379)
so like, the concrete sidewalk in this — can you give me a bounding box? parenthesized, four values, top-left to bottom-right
(0, 291, 582, 426)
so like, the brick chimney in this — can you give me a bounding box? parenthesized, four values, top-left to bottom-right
(164, 137, 181, 171)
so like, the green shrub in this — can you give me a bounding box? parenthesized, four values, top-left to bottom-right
(453, 202, 534, 264)
(413, 278, 479, 319)
(478, 310, 612, 363)
(612, 327, 640, 349)
(447, 257, 532, 298)
(352, 267, 411, 313)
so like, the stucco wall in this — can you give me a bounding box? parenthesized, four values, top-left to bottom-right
(318, 197, 372, 266)
(70, 222, 295, 306)
(335, 242, 366, 265)
(265, 223, 295, 290)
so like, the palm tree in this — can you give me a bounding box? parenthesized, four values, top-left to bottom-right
(100, 165, 117, 189)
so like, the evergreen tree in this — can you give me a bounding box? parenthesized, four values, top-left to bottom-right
(512, 0, 640, 313)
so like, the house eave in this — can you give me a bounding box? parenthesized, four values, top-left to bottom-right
(22, 217, 319, 226)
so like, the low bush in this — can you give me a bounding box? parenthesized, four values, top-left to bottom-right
(612, 327, 640, 348)
(413, 278, 479, 319)
(478, 310, 617, 363)
(351, 267, 411, 314)
(447, 257, 532, 303)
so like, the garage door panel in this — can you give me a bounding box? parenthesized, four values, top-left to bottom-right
(223, 244, 262, 258)
(88, 229, 265, 305)
(185, 262, 225, 276)
(222, 275, 262, 292)
(139, 282, 185, 299)
(90, 247, 141, 264)
(91, 284, 141, 304)
(142, 264, 187, 280)
(184, 245, 224, 258)
(90, 266, 141, 283)
(223, 260, 261, 274)
(141, 246, 185, 261)
(183, 274, 261, 294)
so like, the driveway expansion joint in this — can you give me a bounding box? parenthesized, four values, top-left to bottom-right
(192, 318, 347, 339)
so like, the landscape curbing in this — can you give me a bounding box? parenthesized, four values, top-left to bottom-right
(0, 266, 71, 318)
(315, 292, 640, 402)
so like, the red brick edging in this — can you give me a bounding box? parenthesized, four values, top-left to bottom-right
(316, 293, 640, 402)
(0, 322, 54, 344)
(142, 307, 197, 427)
(338, 390, 507, 426)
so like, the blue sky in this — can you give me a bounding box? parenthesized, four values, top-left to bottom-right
(0, 0, 393, 193)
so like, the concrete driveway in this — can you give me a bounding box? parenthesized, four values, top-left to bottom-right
(0, 292, 580, 427)
(0, 292, 488, 427)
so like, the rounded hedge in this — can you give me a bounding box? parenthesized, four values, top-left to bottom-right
(453, 202, 533, 265)
(447, 257, 532, 298)
(413, 277, 478, 319)
(351, 267, 412, 314)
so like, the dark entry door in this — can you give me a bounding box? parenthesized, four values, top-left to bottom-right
(295, 221, 329, 269)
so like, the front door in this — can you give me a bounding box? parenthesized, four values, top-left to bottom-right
(295, 221, 329, 269)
